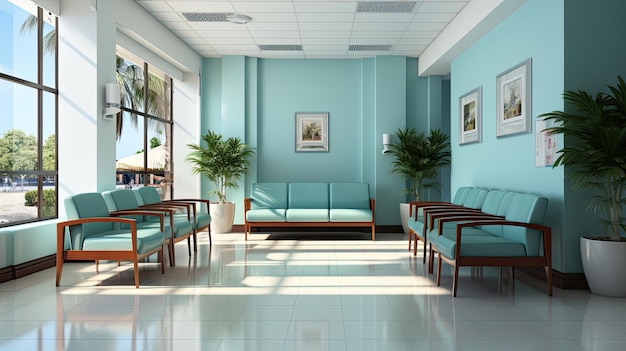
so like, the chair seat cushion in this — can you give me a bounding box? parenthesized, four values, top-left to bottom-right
(82, 228, 164, 255)
(329, 209, 372, 222)
(430, 233, 528, 260)
(286, 209, 329, 222)
(246, 209, 286, 222)
(193, 213, 211, 230)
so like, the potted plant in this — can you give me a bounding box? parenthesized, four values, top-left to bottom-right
(540, 76, 626, 296)
(386, 127, 451, 235)
(186, 130, 255, 233)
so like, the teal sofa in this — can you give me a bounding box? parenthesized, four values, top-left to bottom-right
(413, 189, 552, 296)
(244, 182, 376, 240)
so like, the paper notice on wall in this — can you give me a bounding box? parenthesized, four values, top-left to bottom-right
(535, 119, 557, 167)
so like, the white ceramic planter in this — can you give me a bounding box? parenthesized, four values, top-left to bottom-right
(580, 236, 626, 297)
(209, 202, 235, 234)
(399, 202, 410, 235)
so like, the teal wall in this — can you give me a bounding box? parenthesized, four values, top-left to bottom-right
(201, 56, 448, 225)
(450, 0, 566, 271)
(450, 0, 626, 273)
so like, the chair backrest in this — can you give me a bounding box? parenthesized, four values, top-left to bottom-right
(65, 192, 114, 249)
(452, 187, 472, 205)
(250, 183, 288, 209)
(136, 186, 161, 205)
(461, 188, 488, 209)
(288, 183, 329, 209)
(330, 183, 370, 209)
(102, 189, 144, 223)
(481, 193, 548, 256)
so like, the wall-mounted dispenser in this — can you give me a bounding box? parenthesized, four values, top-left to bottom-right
(382, 133, 392, 154)
(103, 83, 120, 120)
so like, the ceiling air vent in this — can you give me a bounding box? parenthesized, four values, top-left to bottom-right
(349, 45, 392, 51)
(259, 45, 303, 51)
(357, 1, 417, 13)
(182, 12, 229, 22)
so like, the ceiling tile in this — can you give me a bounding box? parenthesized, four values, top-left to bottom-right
(135, 0, 473, 59)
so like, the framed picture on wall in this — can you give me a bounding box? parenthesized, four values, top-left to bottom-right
(295, 112, 329, 152)
(496, 58, 532, 137)
(458, 86, 482, 145)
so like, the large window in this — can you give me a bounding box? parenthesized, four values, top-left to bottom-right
(115, 48, 173, 200)
(0, 0, 57, 226)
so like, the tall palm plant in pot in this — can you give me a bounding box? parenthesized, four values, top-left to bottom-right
(540, 76, 626, 296)
(386, 127, 451, 235)
(186, 131, 255, 233)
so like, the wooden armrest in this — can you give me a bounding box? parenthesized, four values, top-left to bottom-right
(454, 220, 552, 257)
(57, 217, 139, 250)
(109, 210, 166, 231)
(436, 214, 505, 235)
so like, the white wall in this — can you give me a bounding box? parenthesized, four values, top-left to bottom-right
(57, 0, 202, 217)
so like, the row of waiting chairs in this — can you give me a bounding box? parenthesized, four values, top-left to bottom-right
(56, 187, 211, 288)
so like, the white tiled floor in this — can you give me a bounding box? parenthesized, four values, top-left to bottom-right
(1, 232, 625, 351)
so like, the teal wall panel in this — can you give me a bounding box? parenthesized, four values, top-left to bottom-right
(450, 0, 567, 270)
(201, 56, 445, 226)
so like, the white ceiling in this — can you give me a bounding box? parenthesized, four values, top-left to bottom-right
(135, 0, 471, 60)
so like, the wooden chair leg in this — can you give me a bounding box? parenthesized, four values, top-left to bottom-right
(159, 247, 165, 274)
(192, 229, 198, 252)
(452, 264, 459, 297)
(208, 226, 212, 245)
(187, 236, 192, 256)
(428, 245, 435, 274)
(133, 256, 140, 288)
(55, 253, 64, 287)
(436, 255, 442, 286)
(408, 231, 412, 251)
(413, 234, 418, 256)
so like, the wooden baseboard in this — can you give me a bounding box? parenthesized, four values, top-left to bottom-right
(517, 266, 589, 290)
(0, 266, 13, 284)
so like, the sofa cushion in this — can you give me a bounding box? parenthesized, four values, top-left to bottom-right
(330, 209, 372, 222)
(288, 183, 329, 209)
(330, 183, 369, 209)
(286, 209, 329, 222)
(251, 183, 288, 209)
(246, 209, 287, 222)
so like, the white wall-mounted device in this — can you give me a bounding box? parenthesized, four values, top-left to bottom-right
(103, 83, 120, 120)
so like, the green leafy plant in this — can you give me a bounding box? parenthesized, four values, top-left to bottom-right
(24, 189, 56, 216)
(540, 76, 626, 241)
(186, 130, 255, 203)
(387, 127, 451, 202)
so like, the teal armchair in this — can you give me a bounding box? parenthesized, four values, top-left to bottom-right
(57, 192, 166, 288)
(134, 186, 211, 249)
(102, 189, 193, 267)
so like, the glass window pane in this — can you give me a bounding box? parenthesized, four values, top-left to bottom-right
(42, 90, 56, 171)
(0, 173, 38, 224)
(147, 65, 171, 120)
(116, 112, 145, 175)
(0, 0, 38, 83)
(0, 82, 38, 172)
(42, 12, 56, 88)
(117, 53, 145, 114)
(40, 180, 56, 218)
